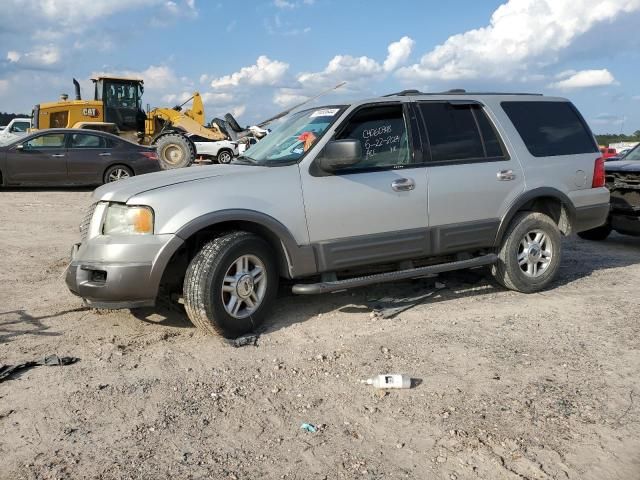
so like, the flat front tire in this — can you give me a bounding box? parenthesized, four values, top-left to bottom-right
(492, 212, 562, 293)
(183, 232, 278, 337)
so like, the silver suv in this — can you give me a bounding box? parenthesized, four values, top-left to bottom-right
(66, 90, 610, 337)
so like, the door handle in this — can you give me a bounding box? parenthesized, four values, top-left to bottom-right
(497, 169, 516, 181)
(51, 154, 65, 158)
(99, 152, 111, 156)
(391, 178, 415, 192)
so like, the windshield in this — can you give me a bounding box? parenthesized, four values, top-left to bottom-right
(622, 144, 640, 161)
(235, 106, 344, 166)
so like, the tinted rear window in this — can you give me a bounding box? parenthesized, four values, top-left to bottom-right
(502, 101, 597, 157)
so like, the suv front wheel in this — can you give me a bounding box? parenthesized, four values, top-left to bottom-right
(492, 212, 562, 293)
(183, 232, 278, 337)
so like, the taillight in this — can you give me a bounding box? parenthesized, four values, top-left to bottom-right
(592, 156, 605, 188)
(141, 151, 158, 161)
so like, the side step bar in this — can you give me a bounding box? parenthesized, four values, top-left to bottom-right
(292, 253, 497, 295)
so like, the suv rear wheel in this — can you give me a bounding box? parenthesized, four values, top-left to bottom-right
(183, 231, 278, 337)
(492, 212, 562, 293)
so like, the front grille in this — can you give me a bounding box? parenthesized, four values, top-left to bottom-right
(80, 203, 97, 241)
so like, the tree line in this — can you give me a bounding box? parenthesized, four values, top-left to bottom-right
(0, 112, 30, 125)
(595, 131, 640, 146)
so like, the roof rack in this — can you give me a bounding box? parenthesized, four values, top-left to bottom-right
(384, 89, 542, 97)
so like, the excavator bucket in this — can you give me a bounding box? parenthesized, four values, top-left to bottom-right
(170, 114, 227, 141)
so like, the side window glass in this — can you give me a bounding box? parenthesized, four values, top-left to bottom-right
(501, 101, 598, 157)
(12, 122, 30, 133)
(24, 133, 66, 149)
(71, 134, 106, 148)
(335, 104, 410, 170)
(419, 103, 484, 162)
(475, 109, 505, 158)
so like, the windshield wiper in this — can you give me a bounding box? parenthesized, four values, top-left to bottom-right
(231, 155, 259, 165)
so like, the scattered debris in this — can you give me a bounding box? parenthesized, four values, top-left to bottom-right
(0, 355, 80, 383)
(368, 284, 445, 319)
(300, 423, 318, 433)
(227, 334, 259, 348)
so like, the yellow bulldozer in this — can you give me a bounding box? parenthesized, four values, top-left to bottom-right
(32, 77, 227, 169)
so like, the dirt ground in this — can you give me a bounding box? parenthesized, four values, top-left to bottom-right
(0, 188, 639, 480)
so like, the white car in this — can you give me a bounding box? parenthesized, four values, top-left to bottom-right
(0, 118, 31, 144)
(193, 140, 238, 164)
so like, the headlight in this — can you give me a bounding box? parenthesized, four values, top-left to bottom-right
(103, 204, 154, 235)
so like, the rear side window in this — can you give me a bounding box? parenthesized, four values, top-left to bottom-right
(70, 133, 109, 149)
(418, 102, 506, 163)
(501, 101, 598, 157)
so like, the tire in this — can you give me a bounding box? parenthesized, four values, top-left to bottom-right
(577, 225, 611, 241)
(154, 133, 195, 170)
(216, 149, 233, 164)
(183, 232, 278, 338)
(103, 165, 133, 184)
(492, 212, 562, 293)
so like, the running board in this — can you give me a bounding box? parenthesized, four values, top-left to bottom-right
(292, 253, 497, 295)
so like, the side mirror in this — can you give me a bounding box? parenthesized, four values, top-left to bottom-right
(15, 144, 24, 151)
(317, 139, 362, 172)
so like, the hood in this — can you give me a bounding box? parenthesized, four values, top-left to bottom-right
(605, 160, 640, 174)
(94, 164, 266, 203)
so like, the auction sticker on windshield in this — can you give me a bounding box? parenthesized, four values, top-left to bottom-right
(310, 108, 340, 118)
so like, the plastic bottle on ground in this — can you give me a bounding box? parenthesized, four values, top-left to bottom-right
(362, 374, 411, 389)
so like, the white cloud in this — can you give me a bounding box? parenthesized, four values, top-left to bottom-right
(383, 36, 415, 72)
(6, 45, 62, 69)
(210, 56, 289, 89)
(230, 105, 246, 118)
(273, 90, 309, 108)
(0, 79, 9, 95)
(273, 0, 314, 8)
(6, 51, 21, 62)
(296, 36, 414, 88)
(201, 92, 234, 104)
(274, 0, 295, 8)
(397, 0, 640, 82)
(549, 69, 617, 89)
(92, 65, 176, 90)
(591, 113, 625, 126)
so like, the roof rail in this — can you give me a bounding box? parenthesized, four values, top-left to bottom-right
(384, 89, 543, 97)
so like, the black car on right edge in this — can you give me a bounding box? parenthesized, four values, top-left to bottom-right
(580, 143, 640, 240)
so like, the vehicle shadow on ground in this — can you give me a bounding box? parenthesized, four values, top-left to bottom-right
(0, 186, 95, 192)
(130, 299, 193, 330)
(127, 237, 640, 337)
(0, 307, 88, 343)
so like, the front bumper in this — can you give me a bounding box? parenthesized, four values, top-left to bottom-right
(65, 233, 184, 309)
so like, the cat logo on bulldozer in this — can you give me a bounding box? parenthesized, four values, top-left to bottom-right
(82, 108, 99, 117)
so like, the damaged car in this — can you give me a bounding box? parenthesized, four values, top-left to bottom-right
(579, 143, 640, 240)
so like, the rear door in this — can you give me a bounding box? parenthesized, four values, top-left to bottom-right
(5, 132, 68, 184)
(65, 132, 114, 184)
(417, 101, 525, 254)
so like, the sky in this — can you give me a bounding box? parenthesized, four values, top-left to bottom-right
(0, 0, 639, 134)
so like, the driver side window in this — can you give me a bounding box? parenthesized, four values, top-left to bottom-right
(24, 133, 66, 149)
(335, 104, 410, 171)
